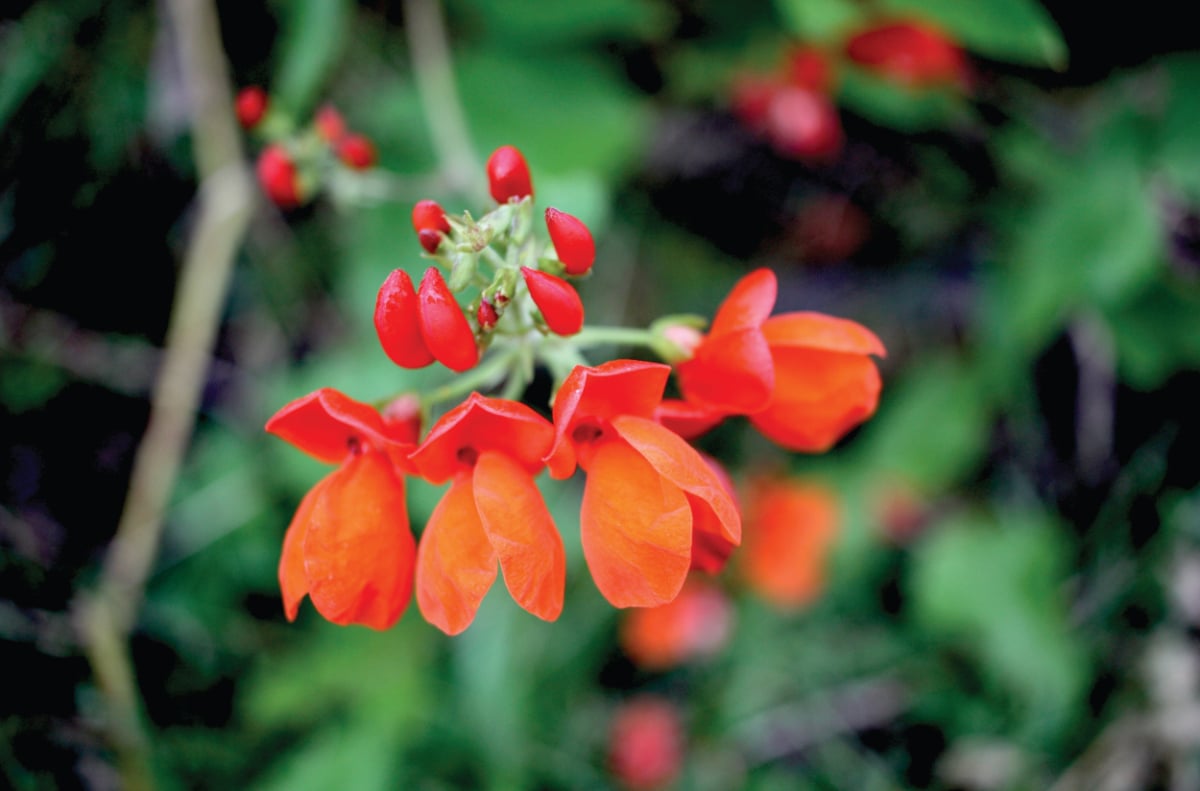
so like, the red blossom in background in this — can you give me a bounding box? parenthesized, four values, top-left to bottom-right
(546, 360, 740, 607)
(739, 476, 839, 609)
(265, 388, 418, 629)
(235, 86, 268, 129)
(845, 19, 968, 89)
(609, 698, 685, 790)
(619, 577, 733, 670)
(408, 394, 563, 635)
(256, 144, 302, 208)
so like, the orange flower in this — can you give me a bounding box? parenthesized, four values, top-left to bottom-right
(265, 388, 418, 629)
(740, 476, 839, 609)
(408, 393, 563, 635)
(619, 577, 733, 670)
(546, 360, 741, 607)
(675, 268, 886, 452)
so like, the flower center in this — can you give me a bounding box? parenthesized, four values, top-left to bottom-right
(571, 422, 606, 446)
(456, 446, 479, 467)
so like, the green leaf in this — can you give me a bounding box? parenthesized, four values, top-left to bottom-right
(882, 0, 1067, 69)
(837, 67, 972, 131)
(449, 0, 673, 42)
(909, 513, 1088, 742)
(773, 0, 862, 41)
(1109, 280, 1200, 390)
(0, 1, 92, 132)
(271, 0, 353, 114)
(250, 716, 396, 791)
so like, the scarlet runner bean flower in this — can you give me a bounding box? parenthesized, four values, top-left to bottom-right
(417, 268, 480, 372)
(544, 208, 596, 275)
(411, 199, 451, 253)
(673, 268, 886, 452)
(545, 360, 741, 607)
(845, 19, 968, 89)
(619, 576, 733, 670)
(739, 475, 839, 609)
(235, 86, 268, 129)
(408, 393, 563, 635)
(374, 268, 436, 369)
(265, 388, 418, 629)
(256, 144, 302, 208)
(336, 133, 377, 170)
(521, 267, 584, 336)
(609, 697, 685, 790)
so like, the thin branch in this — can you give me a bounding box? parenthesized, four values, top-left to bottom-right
(74, 0, 254, 787)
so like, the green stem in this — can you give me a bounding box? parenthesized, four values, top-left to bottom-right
(420, 343, 521, 409)
(571, 325, 659, 350)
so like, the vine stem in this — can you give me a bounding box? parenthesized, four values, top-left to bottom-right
(405, 0, 481, 201)
(74, 0, 254, 788)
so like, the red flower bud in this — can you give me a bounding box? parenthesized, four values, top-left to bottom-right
(235, 86, 268, 129)
(608, 698, 684, 790)
(486, 145, 533, 203)
(256, 145, 302, 208)
(417, 229, 443, 253)
(520, 267, 584, 336)
(477, 299, 498, 330)
(418, 267, 479, 372)
(315, 104, 347, 142)
(336, 133, 377, 170)
(375, 269, 435, 369)
(845, 20, 967, 88)
(785, 46, 835, 93)
(765, 87, 843, 162)
(412, 199, 451, 234)
(544, 208, 596, 275)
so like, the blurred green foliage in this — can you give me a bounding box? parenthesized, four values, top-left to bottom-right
(4, 0, 1200, 789)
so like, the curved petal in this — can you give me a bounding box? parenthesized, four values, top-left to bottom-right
(653, 399, 727, 441)
(762, 313, 886, 357)
(303, 451, 415, 629)
(418, 267, 479, 373)
(710, 268, 777, 337)
(266, 388, 390, 464)
(675, 327, 775, 413)
(750, 347, 882, 452)
(581, 440, 692, 608)
(410, 393, 554, 484)
(546, 360, 671, 479)
(279, 476, 331, 620)
(473, 451, 565, 622)
(612, 416, 740, 546)
(415, 472, 498, 634)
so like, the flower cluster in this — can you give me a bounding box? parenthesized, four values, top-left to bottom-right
(730, 18, 968, 162)
(235, 86, 379, 208)
(266, 145, 885, 634)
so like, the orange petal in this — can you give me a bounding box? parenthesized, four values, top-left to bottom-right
(410, 393, 554, 484)
(303, 451, 415, 629)
(741, 477, 839, 608)
(546, 360, 671, 479)
(710, 268, 777, 336)
(415, 472, 498, 634)
(619, 577, 733, 670)
(278, 476, 330, 621)
(654, 398, 727, 440)
(612, 415, 740, 546)
(581, 440, 692, 607)
(750, 347, 882, 452)
(675, 327, 775, 413)
(762, 312, 886, 357)
(473, 451, 565, 622)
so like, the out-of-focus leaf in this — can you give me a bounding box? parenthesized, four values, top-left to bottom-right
(457, 48, 649, 179)
(450, 0, 673, 42)
(250, 715, 395, 791)
(773, 0, 862, 41)
(910, 514, 1088, 741)
(0, 359, 68, 413)
(837, 68, 971, 131)
(1109, 280, 1200, 390)
(270, 0, 353, 114)
(0, 1, 92, 131)
(1158, 55, 1200, 197)
(882, 0, 1066, 69)
(855, 356, 991, 493)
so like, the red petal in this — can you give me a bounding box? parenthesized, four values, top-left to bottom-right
(544, 208, 596, 275)
(653, 398, 727, 440)
(750, 347, 882, 452)
(279, 476, 328, 620)
(415, 473, 498, 635)
(580, 440, 692, 607)
(375, 269, 436, 369)
(619, 578, 732, 669)
(762, 312, 886, 356)
(302, 452, 415, 629)
(612, 416, 740, 547)
(418, 267, 479, 373)
(473, 451, 564, 622)
(410, 393, 554, 484)
(412, 199, 451, 234)
(546, 360, 671, 479)
(486, 145, 533, 203)
(266, 388, 391, 464)
(710, 268, 777, 337)
(675, 327, 775, 413)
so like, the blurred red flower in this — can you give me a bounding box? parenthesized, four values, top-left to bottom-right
(740, 476, 839, 609)
(620, 577, 733, 670)
(609, 697, 684, 790)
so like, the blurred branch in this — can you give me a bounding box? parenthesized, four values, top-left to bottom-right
(403, 0, 481, 200)
(74, 0, 254, 787)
